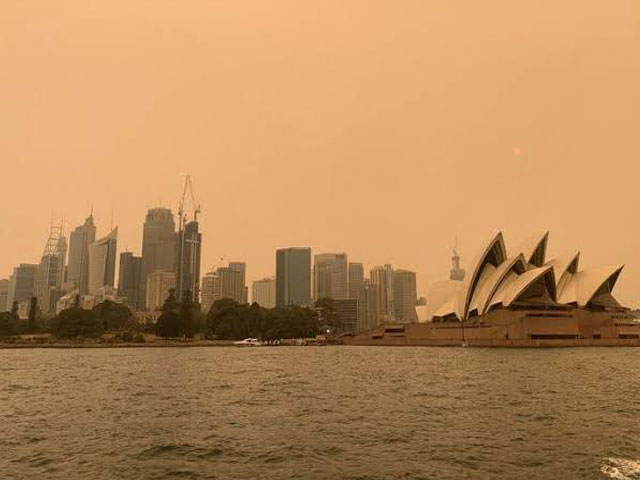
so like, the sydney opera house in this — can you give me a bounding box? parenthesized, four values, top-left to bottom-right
(345, 232, 640, 347)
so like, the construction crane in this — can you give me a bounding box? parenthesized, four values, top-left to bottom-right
(177, 176, 202, 301)
(178, 175, 201, 227)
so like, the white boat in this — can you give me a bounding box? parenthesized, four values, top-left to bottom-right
(234, 338, 262, 347)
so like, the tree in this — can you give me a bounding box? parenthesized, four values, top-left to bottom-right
(51, 307, 104, 338)
(0, 312, 17, 337)
(27, 296, 40, 333)
(93, 300, 134, 331)
(204, 300, 318, 341)
(10, 301, 19, 321)
(178, 290, 201, 338)
(155, 288, 201, 338)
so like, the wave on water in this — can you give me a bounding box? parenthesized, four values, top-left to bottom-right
(601, 458, 640, 479)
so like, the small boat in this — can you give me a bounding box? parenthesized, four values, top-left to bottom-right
(234, 338, 262, 347)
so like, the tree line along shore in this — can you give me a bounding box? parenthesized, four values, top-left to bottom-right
(0, 290, 344, 347)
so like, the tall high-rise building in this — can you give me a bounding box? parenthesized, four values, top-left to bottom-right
(276, 248, 311, 307)
(7, 264, 37, 308)
(34, 225, 68, 314)
(88, 227, 118, 295)
(348, 262, 365, 324)
(175, 220, 202, 302)
(450, 245, 466, 281)
(140, 208, 176, 310)
(252, 277, 276, 308)
(200, 263, 247, 312)
(313, 253, 348, 301)
(0, 279, 9, 312)
(229, 262, 247, 303)
(393, 270, 418, 323)
(333, 298, 358, 334)
(370, 264, 395, 323)
(118, 252, 142, 309)
(200, 270, 221, 314)
(359, 279, 379, 331)
(67, 214, 96, 295)
(348, 263, 364, 300)
(146, 271, 176, 311)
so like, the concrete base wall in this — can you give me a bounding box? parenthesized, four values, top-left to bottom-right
(343, 308, 640, 347)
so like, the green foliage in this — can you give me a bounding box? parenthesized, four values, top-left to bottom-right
(27, 296, 40, 333)
(51, 307, 104, 338)
(93, 299, 135, 331)
(155, 289, 202, 338)
(0, 312, 19, 337)
(10, 301, 19, 321)
(205, 300, 319, 340)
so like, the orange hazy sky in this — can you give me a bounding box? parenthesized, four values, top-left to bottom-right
(1, 1, 639, 305)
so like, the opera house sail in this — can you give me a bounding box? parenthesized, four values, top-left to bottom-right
(346, 231, 640, 347)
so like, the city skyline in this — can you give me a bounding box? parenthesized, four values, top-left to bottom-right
(2, 1, 639, 306)
(1, 205, 638, 307)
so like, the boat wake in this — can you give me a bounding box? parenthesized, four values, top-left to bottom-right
(601, 458, 640, 479)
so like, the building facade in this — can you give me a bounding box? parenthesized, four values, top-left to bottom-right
(33, 225, 68, 314)
(370, 264, 395, 323)
(146, 271, 176, 311)
(276, 247, 311, 307)
(67, 214, 96, 296)
(313, 253, 348, 301)
(88, 227, 118, 295)
(0, 279, 9, 312)
(7, 264, 37, 308)
(201, 263, 247, 312)
(200, 270, 221, 314)
(359, 279, 379, 331)
(334, 298, 358, 334)
(450, 246, 466, 281)
(118, 252, 142, 309)
(175, 220, 202, 302)
(229, 262, 247, 304)
(252, 277, 276, 308)
(393, 270, 418, 323)
(140, 208, 176, 310)
(348, 262, 365, 326)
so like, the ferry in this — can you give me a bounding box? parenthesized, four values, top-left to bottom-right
(233, 338, 262, 347)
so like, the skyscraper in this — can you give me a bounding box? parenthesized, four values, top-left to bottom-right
(146, 271, 176, 311)
(229, 262, 247, 304)
(118, 252, 142, 309)
(393, 269, 418, 323)
(348, 262, 364, 300)
(450, 245, 466, 281)
(359, 279, 379, 331)
(252, 277, 276, 308)
(348, 262, 365, 325)
(7, 264, 37, 308)
(200, 270, 221, 314)
(276, 248, 311, 307)
(67, 214, 96, 295)
(88, 227, 118, 295)
(175, 220, 202, 302)
(313, 253, 348, 301)
(34, 224, 67, 314)
(200, 263, 247, 312)
(0, 279, 9, 312)
(333, 298, 358, 334)
(140, 208, 175, 310)
(370, 264, 395, 323)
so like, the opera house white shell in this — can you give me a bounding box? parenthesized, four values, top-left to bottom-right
(426, 231, 625, 322)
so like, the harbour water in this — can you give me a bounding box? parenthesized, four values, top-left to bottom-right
(1, 346, 639, 479)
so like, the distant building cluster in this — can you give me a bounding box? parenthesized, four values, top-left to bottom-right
(2, 197, 424, 335)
